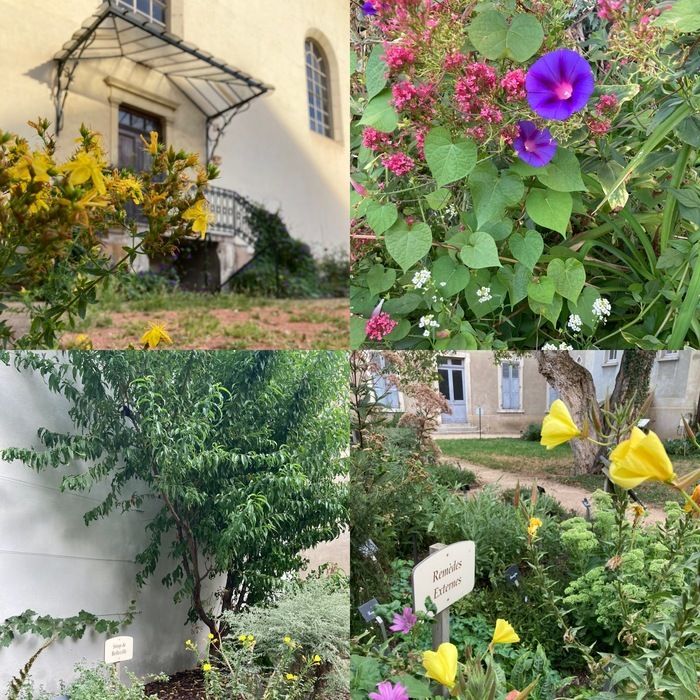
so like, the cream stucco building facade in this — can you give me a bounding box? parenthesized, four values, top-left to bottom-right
(383, 351, 700, 439)
(1, 0, 349, 288)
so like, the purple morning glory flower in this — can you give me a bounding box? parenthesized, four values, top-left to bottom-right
(525, 49, 595, 121)
(513, 120, 557, 168)
(361, 1, 378, 15)
(389, 606, 417, 634)
(369, 681, 410, 700)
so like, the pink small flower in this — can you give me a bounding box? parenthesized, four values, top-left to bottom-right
(588, 117, 611, 136)
(381, 152, 415, 176)
(366, 312, 398, 342)
(362, 127, 391, 151)
(369, 681, 409, 700)
(501, 69, 527, 102)
(392, 81, 418, 111)
(443, 51, 467, 71)
(595, 94, 618, 115)
(351, 179, 368, 197)
(389, 607, 417, 634)
(383, 43, 416, 71)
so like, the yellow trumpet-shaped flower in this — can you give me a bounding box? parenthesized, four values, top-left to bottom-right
(540, 399, 581, 449)
(608, 427, 676, 490)
(527, 517, 543, 539)
(491, 619, 520, 646)
(140, 323, 173, 349)
(422, 642, 458, 690)
(683, 484, 700, 517)
(62, 151, 106, 195)
(182, 198, 213, 239)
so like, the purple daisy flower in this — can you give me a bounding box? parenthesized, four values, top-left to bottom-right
(369, 681, 410, 700)
(526, 49, 595, 121)
(389, 606, 417, 634)
(361, 1, 378, 15)
(513, 120, 557, 168)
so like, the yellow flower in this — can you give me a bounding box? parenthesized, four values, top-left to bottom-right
(62, 151, 106, 195)
(182, 198, 213, 239)
(540, 400, 581, 449)
(247, 634, 254, 642)
(422, 642, 458, 690)
(527, 517, 543, 539)
(491, 619, 520, 646)
(202, 663, 212, 673)
(208, 633, 215, 640)
(72, 334, 93, 350)
(285, 673, 298, 682)
(312, 654, 322, 665)
(609, 428, 676, 490)
(185, 639, 194, 649)
(141, 130, 159, 156)
(8, 151, 53, 184)
(239, 634, 247, 642)
(140, 323, 173, 349)
(683, 484, 700, 517)
(631, 504, 645, 519)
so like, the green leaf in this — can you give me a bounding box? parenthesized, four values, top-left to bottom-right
(425, 188, 452, 210)
(366, 201, 398, 235)
(385, 221, 433, 271)
(527, 277, 555, 305)
(654, 0, 700, 32)
(546, 258, 585, 303)
(366, 264, 397, 296)
(535, 149, 587, 193)
(385, 318, 411, 342)
(350, 316, 367, 348)
(460, 232, 502, 269)
(359, 89, 398, 133)
(470, 163, 524, 227)
(529, 292, 563, 326)
(424, 128, 477, 187)
(365, 44, 387, 99)
(383, 293, 422, 315)
(505, 14, 544, 62)
(597, 161, 629, 211)
(525, 189, 572, 236)
(509, 229, 543, 271)
(570, 285, 601, 329)
(498, 263, 530, 305)
(467, 10, 508, 59)
(391, 674, 433, 698)
(432, 256, 470, 296)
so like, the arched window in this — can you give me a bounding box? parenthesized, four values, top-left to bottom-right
(305, 39, 332, 137)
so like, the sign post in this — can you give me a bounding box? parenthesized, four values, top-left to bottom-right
(412, 541, 476, 697)
(105, 636, 134, 682)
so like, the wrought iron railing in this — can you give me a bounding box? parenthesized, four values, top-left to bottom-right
(206, 186, 257, 245)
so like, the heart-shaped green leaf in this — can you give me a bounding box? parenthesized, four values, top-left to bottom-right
(498, 263, 531, 306)
(366, 201, 398, 235)
(529, 293, 563, 326)
(366, 264, 397, 297)
(460, 231, 502, 269)
(535, 149, 587, 193)
(509, 230, 543, 271)
(505, 14, 544, 62)
(432, 255, 470, 296)
(424, 128, 477, 187)
(527, 277, 555, 305)
(359, 89, 398, 133)
(365, 44, 387, 99)
(547, 258, 586, 303)
(385, 221, 432, 271)
(525, 189, 572, 236)
(467, 10, 508, 59)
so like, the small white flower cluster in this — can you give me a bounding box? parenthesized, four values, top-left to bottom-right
(419, 314, 440, 336)
(592, 297, 611, 323)
(567, 314, 583, 333)
(476, 286, 493, 303)
(542, 341, 574, 351)
(412, 268, 431, 289)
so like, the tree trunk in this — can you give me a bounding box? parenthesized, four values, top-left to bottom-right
(536, 351, 602, 475)
(609, 350, 656, 418)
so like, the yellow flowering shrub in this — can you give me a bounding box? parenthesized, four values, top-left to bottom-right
(0, 118, 217, 348)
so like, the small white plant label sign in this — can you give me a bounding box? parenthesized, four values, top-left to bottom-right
(105, 636, 133, 664)
(412, 541, 475, 614)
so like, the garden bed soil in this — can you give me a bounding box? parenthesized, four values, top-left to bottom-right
(145, 669, 206, 699)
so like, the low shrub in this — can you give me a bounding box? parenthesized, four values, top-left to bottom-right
(663, 437, 700, 456)
(430, 461, 476, 490)
(520, 423, 542, 442)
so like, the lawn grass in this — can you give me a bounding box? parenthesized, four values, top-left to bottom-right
(439, 437, 697, 508)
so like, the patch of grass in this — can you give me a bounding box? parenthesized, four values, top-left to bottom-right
(180, 311, 221, 342)
(222, 321, 277, 345)
(439, 438, 697, 508)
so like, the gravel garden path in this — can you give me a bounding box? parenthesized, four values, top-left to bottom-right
(445, 457, 667, 523)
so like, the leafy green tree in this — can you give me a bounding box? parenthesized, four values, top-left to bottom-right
(3, 351, 347, 635)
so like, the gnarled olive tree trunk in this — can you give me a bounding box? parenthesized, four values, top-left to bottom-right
(536, 351, 602, 475)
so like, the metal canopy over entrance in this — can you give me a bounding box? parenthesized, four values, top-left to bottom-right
(53, 0, 271, 160)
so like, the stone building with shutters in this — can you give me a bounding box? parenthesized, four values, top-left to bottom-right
(0, 0, 348, 290)
(377, 351, 700, 439)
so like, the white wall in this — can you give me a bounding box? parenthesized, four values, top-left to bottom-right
(0, 359, 216, 692)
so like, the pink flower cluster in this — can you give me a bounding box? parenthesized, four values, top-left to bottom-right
(366, 312, 398, 341)
(391, 81, 436, 115)
(362, 127, 392, 151)
(595, 94, 618, 115)
(381, 152, 415, 176)
(383, 43, 416, 71)
(587, 117, 611, 135)
(501, 69, 527, 102)
(597, 0, 624, 21)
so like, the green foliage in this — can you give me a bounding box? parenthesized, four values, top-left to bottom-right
(351, 0, 700, 348)
(3, 351, 347, 633)
(520, 424, 542, 442)
(429, 461, 476, 490)
(61, 664, 160, 700)
(663, 437, 700, 456)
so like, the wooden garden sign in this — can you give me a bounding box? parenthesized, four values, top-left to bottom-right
(412, 541, 475, 648)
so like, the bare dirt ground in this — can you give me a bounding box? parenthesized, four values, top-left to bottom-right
(446, 457, 667, 523)
(61, 299, 349, 350)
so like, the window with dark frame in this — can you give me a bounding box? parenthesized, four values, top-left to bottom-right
(116, 0, 167, 26)
(305, 39, 332, 137)
(118, 106, 163, 173)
